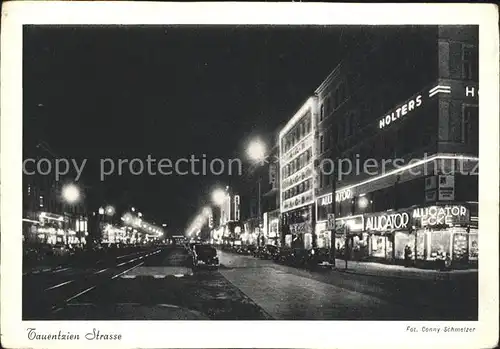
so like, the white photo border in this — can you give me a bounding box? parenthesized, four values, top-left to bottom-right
(1, 2, 498, 349)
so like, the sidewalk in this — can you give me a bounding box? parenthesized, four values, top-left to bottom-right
(330, 259, 478, 281)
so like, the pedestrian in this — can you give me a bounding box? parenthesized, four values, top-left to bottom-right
(444, 253, 452, 271)
(404, 245, 412, 267)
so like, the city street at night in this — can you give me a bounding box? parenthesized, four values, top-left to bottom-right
(3, 3, 499, 349)
(23, 245, 477, 321)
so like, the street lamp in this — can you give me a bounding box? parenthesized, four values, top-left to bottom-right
(212, 188, 226, 207)
(247, 139, 266, 163)
(62, 184, 80, 204)
(105, 205, 116, 216)
(247, 139, 268, 246)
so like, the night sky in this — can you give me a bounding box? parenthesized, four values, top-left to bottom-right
(23, 25, 361, 232)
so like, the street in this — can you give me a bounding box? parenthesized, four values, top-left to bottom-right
(23, 246, 478, 320)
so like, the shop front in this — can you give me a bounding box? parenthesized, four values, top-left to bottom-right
(221, 221, 245, 245)
(361, 203, 477, 267)
(281, 205, 314, 249)
(364, 209, 412, 263)
(334, 215, 365, 259)
(264, 210, 280, 246)
(412, 203, 476, 267)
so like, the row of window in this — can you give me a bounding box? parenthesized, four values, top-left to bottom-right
(319, 80, 348, 123)
(283, 178, 312, 201)
(281, 148, 312, 180)
(281, 165, 313, 191)
(281, 114, 312, 154)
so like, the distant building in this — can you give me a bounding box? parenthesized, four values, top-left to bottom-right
(23, 144, 88, 245)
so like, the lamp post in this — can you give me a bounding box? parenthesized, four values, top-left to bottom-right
(247, 138, 267, 246)
(61, 183, 81, 245)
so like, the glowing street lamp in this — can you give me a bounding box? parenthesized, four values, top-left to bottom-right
(105, 205, 116, 216)
(247, 139, 266, 162)
(62, 184, 80, 204)
(212, 189, 226, 206)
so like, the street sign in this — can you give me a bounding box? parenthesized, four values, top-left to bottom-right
(327, 213, 335, 230)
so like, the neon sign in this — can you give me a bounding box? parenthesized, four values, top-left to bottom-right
(465, 86, 479, 98)
(365, 212, 410, 231)
(318, 190, 352, 206)
(413, 205, 468, 227)
(378, 95, 422, 129)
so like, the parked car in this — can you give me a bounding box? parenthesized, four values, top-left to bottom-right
(274, 247, 294, 264)
(193, 244, 219, 269)
(304, 248, 331, 269)
(53, 243, 71, 257)
(238, 245, 256, 255)
(258, 244, 278, 259)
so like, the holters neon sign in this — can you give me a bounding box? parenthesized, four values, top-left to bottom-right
(379, 95, 423, 129)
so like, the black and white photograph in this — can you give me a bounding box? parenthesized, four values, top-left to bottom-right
(1, 2, 498, 349)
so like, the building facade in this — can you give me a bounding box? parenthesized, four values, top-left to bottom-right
(312, 25, 478, 266)
(279, 97, 318, 249)
(212, 188, 244, 245)
(23, 144, 89, 246)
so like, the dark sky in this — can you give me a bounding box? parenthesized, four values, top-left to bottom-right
(23, 25, 359, 231)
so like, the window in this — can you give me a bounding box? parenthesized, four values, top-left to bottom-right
(325, 97, 331, 116)
(320, 104, 325, 122)
(319, 134, 325, 154)
(325, 172, 331, 187)
(462, 44, 478, 81)
(463, 105, 478, 147)
(305, 119, 311, 133)
(319, 172, 324, 188)
(325, 128, 331, 151)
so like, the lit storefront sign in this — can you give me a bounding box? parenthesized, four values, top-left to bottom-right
(337, 215, 364, 232)
(289, 222, 312, 235)
(234, 195, 240, 221)
(413, 205, 469, 227)
(318, 189, 352, 207)
(378, 82, 478, 131)
(365, 211, 410, 231)
(379, 95, 423, 129)
(465, 85, 478, 98)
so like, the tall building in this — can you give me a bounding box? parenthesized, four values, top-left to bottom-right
(279, 97, 318, 249)
(311, 25, 478, 266)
